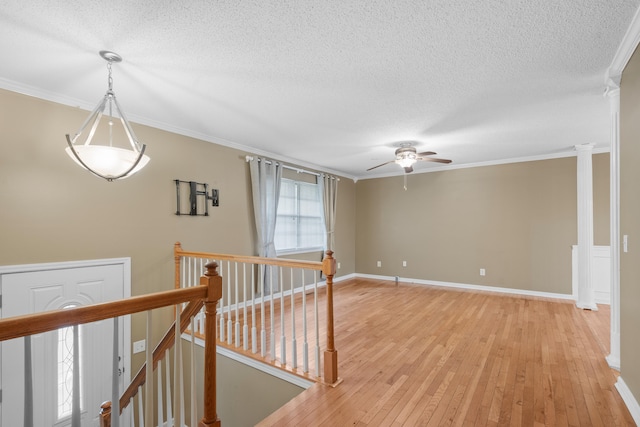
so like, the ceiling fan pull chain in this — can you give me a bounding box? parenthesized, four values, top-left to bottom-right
(404, 174, 408, 191)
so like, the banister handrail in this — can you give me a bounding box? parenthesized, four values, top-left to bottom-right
(0, 285, 208, 342)
(175, 244, 324, 271)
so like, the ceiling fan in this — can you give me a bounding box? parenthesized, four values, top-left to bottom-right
(367, 142, 452, 173)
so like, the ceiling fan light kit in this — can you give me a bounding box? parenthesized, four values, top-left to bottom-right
(367, 142, 451, 174)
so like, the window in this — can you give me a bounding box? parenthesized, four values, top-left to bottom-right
(274, 178, 324, 253)
(57, 313, 84, 420)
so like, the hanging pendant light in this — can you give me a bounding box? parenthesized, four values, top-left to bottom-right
(65, 50, 150, 181)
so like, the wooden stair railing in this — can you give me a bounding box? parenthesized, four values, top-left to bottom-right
(174, 242, 339, 385)
(0, 261, 222, 427)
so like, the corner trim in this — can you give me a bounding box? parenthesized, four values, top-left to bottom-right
(615, 376, 640, 425)
(355, 273, 575, 301)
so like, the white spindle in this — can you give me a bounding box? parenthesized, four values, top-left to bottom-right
(315, 271, 320, 376)
(270, 265, 276, 358)
(137, 387, 144, 427)
(280, 267, 286, 365)
(24, 336, 33, 427)
(252, 264, 257, 354)
(129, 397, 134, 427)
(193, 257, 198, 287)
(145, 311, 153, 426)
(219, 260, 225, 343)
(302, 269, 309, 373)
(261, 264, 267, 357)
(227, 260, 232, 345)
(165, 350, 173, 426)
(243, 263, 249, 350)
(181, 256, 186, 289)
(291, 268, 297, 369)
(191, 317, 197, 427)
(173, 308, 182, 427)
(112, 318, 120, 427)
(179, 354, 185, 427)
(235, 262, 240, 347)
(157, 356, 164, 427)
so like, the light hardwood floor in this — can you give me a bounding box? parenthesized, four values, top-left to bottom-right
(256, 278, 635, 426)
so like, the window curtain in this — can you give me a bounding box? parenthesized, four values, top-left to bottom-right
(249, 157, 282, 293)
(320, 174, 338, 252)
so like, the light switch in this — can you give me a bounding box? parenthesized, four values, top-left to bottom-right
(624, 235, 628, 253)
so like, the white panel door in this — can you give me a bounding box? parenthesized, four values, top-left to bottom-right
(1, 263, 125, 427)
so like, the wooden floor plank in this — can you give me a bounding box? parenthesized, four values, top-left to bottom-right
(256, 279, 635, 427)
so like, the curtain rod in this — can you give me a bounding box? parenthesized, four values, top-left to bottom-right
(245, 156, 339, 180)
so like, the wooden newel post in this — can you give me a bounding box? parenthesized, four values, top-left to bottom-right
(322, 250, 339, 385)
(199, 261, 223, 427)
(99, 401, 111, 427)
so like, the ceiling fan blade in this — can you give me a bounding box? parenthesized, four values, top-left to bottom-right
(418, 157, 452, 164)
(416, 151, 437, 156)
(404, 166, 413, 173)
(366, 160, 395, 171)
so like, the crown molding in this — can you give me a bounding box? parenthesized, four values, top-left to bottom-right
(359, 146, 611, 180)
(606, 4, 640, 84)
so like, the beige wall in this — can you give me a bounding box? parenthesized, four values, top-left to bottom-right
(356, 154, 610, 294)
(620, 43, 640, 404)
(0, 88, 356, 369)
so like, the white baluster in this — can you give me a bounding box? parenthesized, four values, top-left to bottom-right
(191, 317, 197, 427)
(173, 308, 182, 427)
(227, 261, 232, 345)
(261, 264, 267, 357)
(243, 263, 249, 351)
(165, 350, 173, 426)
(315, 271, 320, 377)
(145, 311, 153, 426)
(270, 265, 276, 358)
(291, 268, 297, 370)
(129, 397, 134, 427)
(157, 359, 164, 427)
(302, 269, 309, 373)
(137, 387, 144, 427)
(112, 318, 120, 427)
(181, 256, 186, 289)
(219, 260, 225, 343)
(280, 267, 286, 365)
(235, 262, 240, 348)
(251, 264, 257, 354)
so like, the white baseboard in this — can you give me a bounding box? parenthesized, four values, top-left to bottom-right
(615, 376, 640, 425)
(334, 272, 357, 283)
(355, 273, 575, 301)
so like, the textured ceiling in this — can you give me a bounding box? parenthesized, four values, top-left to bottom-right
(1, 1, 638, 179)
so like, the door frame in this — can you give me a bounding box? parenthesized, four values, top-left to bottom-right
(0, 257, 132, 418)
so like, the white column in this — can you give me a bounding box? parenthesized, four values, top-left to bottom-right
(607, 81, 621, 369)
(575, 143, 598, 310)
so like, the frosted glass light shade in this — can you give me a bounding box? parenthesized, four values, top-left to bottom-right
(65, 51, 150, 181)
(396, 156, 416, 168)
(65, 145, 150, 181)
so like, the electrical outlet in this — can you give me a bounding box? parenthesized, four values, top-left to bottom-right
(377, 261, 382, 267)
(480, 268, 486, 276)
(337, 262, 341, 269)
(402, 261, 407, 267)
(133, 339, 146, 354)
